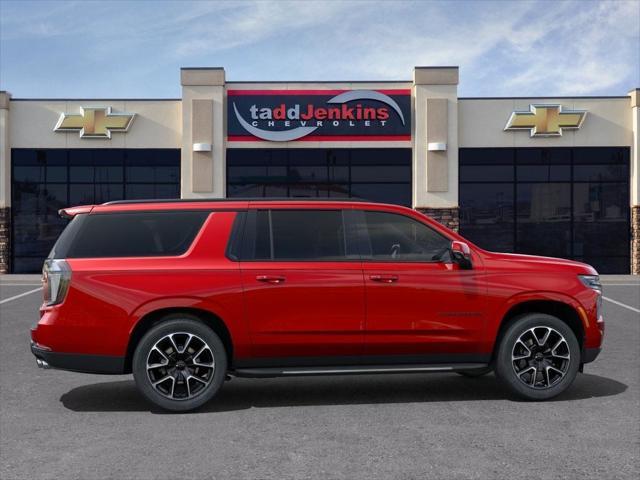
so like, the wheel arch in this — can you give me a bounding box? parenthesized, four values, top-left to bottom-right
(124, 307, 234, 374)
(491, 299, 585, 363)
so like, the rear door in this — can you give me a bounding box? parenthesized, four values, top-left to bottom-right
(357, 209, 487, 362)
(239, 208, 365, 363)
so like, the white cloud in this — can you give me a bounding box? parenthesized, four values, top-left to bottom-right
(500, 0, 640, 95)
(1, 0, 638, 96)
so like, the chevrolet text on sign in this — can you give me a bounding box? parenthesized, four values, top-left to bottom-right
(228, 89, 411, 142)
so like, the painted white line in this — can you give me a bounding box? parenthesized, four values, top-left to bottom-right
(602, 284, 640, 286)
(0, 287, 42, 305)
(603, 296, 640, 314)
(0, 283, 42, 286)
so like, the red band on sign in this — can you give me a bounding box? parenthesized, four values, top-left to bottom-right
(227, 135, 412, 142)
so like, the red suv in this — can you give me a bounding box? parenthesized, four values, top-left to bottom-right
(31, 199, 604, 411)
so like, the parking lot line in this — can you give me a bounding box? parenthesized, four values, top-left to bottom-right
(0, 287, 42, 305)
(603, 296, 640, 314)
(0, 283, 42, 286)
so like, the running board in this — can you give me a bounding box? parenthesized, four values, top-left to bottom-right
(232, 363, 489, 378)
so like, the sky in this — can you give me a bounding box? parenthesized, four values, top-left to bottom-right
(0, 0, 638, 98)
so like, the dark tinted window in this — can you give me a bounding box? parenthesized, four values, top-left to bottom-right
(11, 148, 181, 272)
(227, 148, 411, 206)
(459, 147, 630, 273)
(48, 215, 87, 259)
(250, 210, 348, 261)
(360, 211, 450, 262)
(56, 211, 208, 258)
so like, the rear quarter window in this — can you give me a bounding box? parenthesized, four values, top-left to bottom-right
(54, 211, 209, 258)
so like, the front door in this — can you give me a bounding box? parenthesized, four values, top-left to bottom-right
(240, 208, 365, 363)
(356, 209, 488, 363)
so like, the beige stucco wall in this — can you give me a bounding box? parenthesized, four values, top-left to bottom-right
(631, 90, 639, 207)
(8, 100, 182, 150)
(459, 95, 637, 212)
(458, 97, 632, 148)
(413, 84, 458, 208)
(0, 93, 10, 208)
(181, 69, 225, 198)
(1, 73, 636, 209)
(0, 99, 181, 207)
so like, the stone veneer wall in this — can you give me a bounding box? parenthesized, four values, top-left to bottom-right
(632, 206, 640, 275)
(416, 207, 460, 232)
(0, 207, 10, 274)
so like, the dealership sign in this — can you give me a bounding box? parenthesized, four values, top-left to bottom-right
(227, 89, 411, 142)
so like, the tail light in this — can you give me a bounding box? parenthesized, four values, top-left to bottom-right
(42, 259, 71, 306)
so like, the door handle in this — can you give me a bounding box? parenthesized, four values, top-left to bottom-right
(369, 274, 398, 283)
(256, 275, 286, 284)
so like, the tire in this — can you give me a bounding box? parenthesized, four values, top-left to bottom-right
(456, 367, 492, 378)
(132, 315, 228, 412)
(495, 313, 580, 400)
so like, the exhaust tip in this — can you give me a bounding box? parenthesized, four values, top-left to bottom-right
(36, 358, 50, 369)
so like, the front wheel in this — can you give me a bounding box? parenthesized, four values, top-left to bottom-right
(495, 313, 580, 400)
(132, 315, 227, 412)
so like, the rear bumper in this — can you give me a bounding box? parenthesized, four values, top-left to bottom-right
(583, 347, 601, 364)
(30, 342, 125, 374)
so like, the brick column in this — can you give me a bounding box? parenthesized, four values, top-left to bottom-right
(632, 206, 640, 275)
(0, 91, 10, 273)
(631, 89, 639, 274)
(0, 207, 10, 273)
(416, 206, 460, 232)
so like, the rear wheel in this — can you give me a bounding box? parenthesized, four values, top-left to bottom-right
(495, 313, 580, 400)
(132, 315, 227, 412)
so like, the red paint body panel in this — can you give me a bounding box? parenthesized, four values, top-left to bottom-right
(31, 200, 604, 371)
(33, 211, 249, 358)
(362, 260, 488, 356)
(240, 262, 365, 358)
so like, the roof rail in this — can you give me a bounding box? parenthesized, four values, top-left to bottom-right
(102, 197, 371, 206)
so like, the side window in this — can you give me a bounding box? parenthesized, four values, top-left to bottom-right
(60, 211, 209, 258)
(360, 210, 450, 262)
(247, 209, 352, 261)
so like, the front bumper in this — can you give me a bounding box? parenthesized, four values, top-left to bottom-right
(30, 341, 125, 374)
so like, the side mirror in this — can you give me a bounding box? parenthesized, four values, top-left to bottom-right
(450, 240, 473, 270)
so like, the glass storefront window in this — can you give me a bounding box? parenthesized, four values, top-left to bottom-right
(227, 148, 411, 206)
(459, 183, 515, 253)
(11, 149, 180, 273)
(459, 147, 630, 274)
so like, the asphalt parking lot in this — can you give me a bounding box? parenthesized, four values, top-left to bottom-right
(0, 275, 638, 480)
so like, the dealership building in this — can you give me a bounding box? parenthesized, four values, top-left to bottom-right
(0, 66, 638, 274)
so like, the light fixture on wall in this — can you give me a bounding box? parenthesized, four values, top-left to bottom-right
(427, 142, 447, 151)
(193, 143, 212, 152)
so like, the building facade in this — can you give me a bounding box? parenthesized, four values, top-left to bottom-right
(0, 67, 638, 274)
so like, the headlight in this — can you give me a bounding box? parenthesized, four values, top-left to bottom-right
(42, 259, 71, 306)
(578, 274, 602, 293)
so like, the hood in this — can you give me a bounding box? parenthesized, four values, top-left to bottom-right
(485, 251, 598, 275)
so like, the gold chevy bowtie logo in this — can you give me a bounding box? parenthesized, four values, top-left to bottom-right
(504, 104, 587, 137)
(54, 107, 135, 138)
